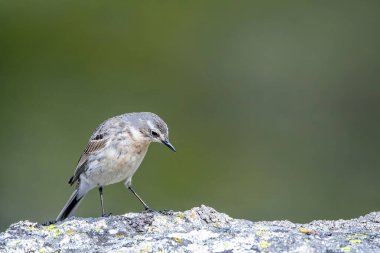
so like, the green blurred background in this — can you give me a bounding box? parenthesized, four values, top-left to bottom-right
(1, 1, 379, 231)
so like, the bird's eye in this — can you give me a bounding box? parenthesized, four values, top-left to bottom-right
(151, 131, 159, 137)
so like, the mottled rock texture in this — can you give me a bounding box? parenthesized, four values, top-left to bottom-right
(1, 205, 380, 252)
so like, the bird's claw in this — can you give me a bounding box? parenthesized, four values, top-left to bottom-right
(41, 220, 57, 226)
(101, 213, 112, 217)
(142, 207, 173, 215)
(143, 207, 157, 213)
(158, 209, 174, 215)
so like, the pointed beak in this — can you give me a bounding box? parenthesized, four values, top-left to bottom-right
(161, 139, 176, 152)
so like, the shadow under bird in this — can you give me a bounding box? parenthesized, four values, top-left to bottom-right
(56, 112, 176, 221)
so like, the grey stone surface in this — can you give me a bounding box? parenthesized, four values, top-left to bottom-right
(1, 205, 380, 252)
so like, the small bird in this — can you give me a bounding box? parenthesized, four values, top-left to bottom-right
(56, 112, 176, 221)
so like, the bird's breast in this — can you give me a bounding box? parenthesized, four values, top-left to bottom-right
(86, 141, 150, 186)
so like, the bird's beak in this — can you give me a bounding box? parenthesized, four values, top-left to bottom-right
(161, 139, 176, 152)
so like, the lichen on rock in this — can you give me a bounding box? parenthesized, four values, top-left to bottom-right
(1, 205, 380, 252)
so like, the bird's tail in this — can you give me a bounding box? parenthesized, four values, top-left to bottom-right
(56, 189, 84, 221)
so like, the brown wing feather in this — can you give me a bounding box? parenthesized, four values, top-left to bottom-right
(68, 138, 108, 185)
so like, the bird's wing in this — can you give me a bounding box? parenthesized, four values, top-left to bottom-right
(68, 133, 108, 185)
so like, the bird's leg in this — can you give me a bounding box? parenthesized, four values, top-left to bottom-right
(99, 187, 111, 217)
(128, 186, 155, 212)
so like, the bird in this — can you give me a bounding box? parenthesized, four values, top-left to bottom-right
(56, 112, 176, 222)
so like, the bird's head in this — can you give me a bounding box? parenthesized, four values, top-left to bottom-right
(126, 112, 176, 152)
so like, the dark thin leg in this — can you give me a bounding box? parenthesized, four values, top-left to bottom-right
(99, 186, 106, 217)
(128, 186, 153, 211)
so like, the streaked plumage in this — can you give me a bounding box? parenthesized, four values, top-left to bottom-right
(56, 112, 175, 221)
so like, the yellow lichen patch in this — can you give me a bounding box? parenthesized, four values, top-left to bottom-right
(190, 211, 197, 219)
(115, 233, 124, 239)
(45, 225, 61, 238)
(346, 234, 368, 245)
(140, 246, 152, 253)
(341, 246, 351, 252)
(347, 234, 368, 240)
(54, 229, 61, 238)
(177, 213, 184, 219)
(259, 241, 271, 249)
(172, 237, 182, 243)
(299, 227, 317, 235)
(46, 225, 55, 230)
(175, 217, 184, 224)
(255, 229, 267, 236)
(66, 230, 75, 235)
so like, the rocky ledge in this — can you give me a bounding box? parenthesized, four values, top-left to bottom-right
(1, 205, 380, 252)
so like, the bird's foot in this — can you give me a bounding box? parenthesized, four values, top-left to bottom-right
(158, 209, 174, 216)
(101, 213, 112, 218)
(41, 220, 57, 226)
(143, 207, 157, 213)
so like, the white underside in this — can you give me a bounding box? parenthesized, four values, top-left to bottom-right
(78, 141, 150, 196)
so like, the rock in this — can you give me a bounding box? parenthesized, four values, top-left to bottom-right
(1, 205, 380, 252)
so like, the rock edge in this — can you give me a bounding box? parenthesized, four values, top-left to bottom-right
(1, 205, 380, 252)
